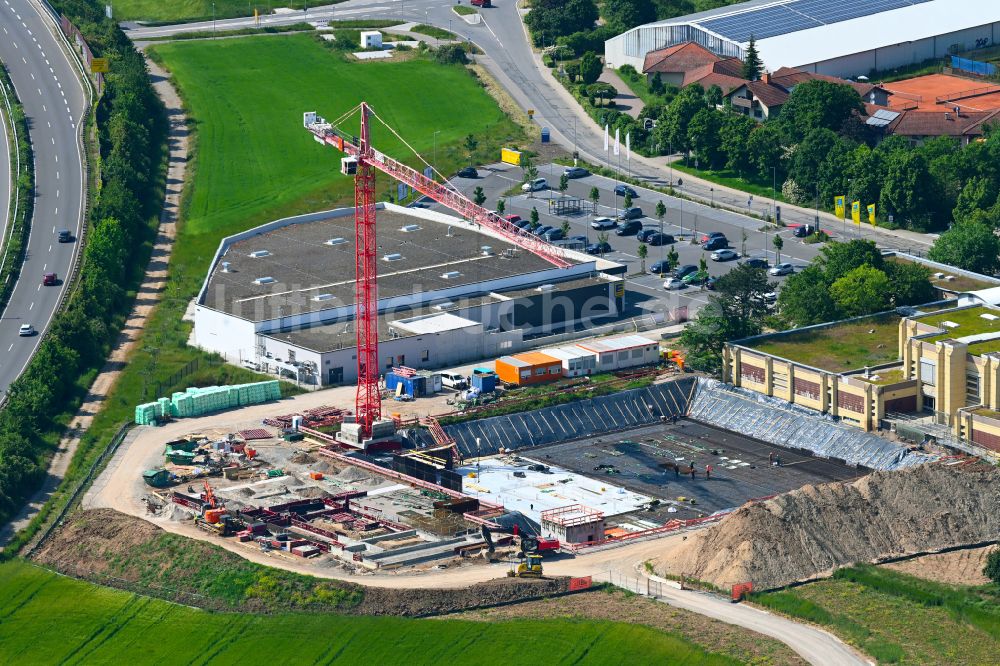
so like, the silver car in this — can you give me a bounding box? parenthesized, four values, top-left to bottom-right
(591, 216, 616, 230)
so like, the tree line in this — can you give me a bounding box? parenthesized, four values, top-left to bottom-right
(0, 0, 166, 528)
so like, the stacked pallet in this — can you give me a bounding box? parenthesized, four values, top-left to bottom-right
(134, 380, 282, 425)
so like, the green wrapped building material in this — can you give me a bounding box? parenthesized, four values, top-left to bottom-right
(135, 380, 282, 425)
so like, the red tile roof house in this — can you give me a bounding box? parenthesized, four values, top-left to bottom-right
(883, 108, 1000, 146)
(727, 68, 890, 121)
(641, 42, 746, 95)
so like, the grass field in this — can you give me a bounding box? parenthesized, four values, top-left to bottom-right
(754, 565, 1000, 664)
(747, 314, 901, 371)
(112, 0, 267, 22)
(0, 560, 738, 664)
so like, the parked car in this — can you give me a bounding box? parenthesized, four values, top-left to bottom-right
(568, 235, 589, 243)
(503, 214, 522, 224)
(586, 241, 613, 255)
(636, 228, 657, 243)
(700, 231, 726, 244)
(769, 262, 795, 276)
(663, 277, 685, 290)
(743, 257, 769, 269)
(18, 324, 34, 337)
(703, 236, 727, 251)
(763, 291, 778, 304)
(683, 270, 711, 285)
(647, 232, 674, 246)
(711, 249, 739, 261)
(617, 206, 643, 221)
(705, 276, 718, 290)
(532, 225, 553, 237)
(673, 264, 698, 280)
(793, 224, 816, 238)
(439, 372, 468, 390)
(542, 228, 565, 241)
(57, 229, 72, 243)
(522, 177, 548, 192)
(457, 166, 478, 178)
(563, 166, 589, 179)
(614, 219, 642, 236)
(471, 0, 492, 7)
(42, 272, 57, 286)
(591, 216, 616, 230)
(614, 184, 638, 198)
(649, 260, 672, 274)
(513, 219, 532, 230)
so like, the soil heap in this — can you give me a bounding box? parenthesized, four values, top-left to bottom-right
(658, 461, 1000, 590)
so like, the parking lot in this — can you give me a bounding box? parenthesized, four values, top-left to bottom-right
(427, 162, 830, 318)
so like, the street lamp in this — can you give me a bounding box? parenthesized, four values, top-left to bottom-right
(770, 166, 777, 225)
(710, 187, 714, 207)
(212, 2, 216, 36)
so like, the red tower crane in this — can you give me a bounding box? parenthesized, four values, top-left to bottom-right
(304, 104, 569, 438)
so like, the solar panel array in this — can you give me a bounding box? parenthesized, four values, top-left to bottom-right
(699, 0, 933, 43)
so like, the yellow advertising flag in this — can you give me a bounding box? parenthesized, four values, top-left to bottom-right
(834, 196, 845, 219)
(867, 203, 876, 226)
(851, 201, 861, 225)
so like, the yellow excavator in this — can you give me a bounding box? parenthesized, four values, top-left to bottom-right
(507, 552, 544, 578)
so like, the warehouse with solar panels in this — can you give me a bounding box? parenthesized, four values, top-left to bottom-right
(606, 0, 1000, 79)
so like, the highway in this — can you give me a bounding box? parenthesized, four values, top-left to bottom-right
(0, 78, 10, 260)
(0, 0, 88, 394)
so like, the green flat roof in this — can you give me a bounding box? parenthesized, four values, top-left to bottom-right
(743, 314, 901, 373)
(919, 306, 1000, 342)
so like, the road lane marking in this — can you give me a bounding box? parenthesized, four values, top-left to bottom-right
(7, 344, 12, 353)
(28, 302, 33, 311)
(56, 171, 59, 179)
(48, 244, 52, 251)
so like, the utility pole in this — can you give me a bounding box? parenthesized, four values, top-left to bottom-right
(771, 166, 777, 225)
(814, 182, 820, 232)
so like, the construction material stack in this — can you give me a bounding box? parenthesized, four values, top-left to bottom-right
(134, 380, 282, 424)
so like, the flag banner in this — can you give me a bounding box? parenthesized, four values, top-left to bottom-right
(614, 128, 620, 156)
(867, 203, 876, 226)
(835, 195, 845, 218)
(626, 132, 631, 161)
(604, 124, 609, 152)
(852, 201, 861, 225)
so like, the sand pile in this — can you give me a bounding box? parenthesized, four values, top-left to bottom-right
(658, 462, 1000, 590)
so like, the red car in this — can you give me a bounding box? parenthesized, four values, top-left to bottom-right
(42, 272, 56, 286)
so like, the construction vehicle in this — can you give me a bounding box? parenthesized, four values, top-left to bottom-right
(507, 552, 544, 578)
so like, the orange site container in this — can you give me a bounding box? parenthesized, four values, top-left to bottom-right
(309, 472, 324, 480)
(495, 352, 562, 386)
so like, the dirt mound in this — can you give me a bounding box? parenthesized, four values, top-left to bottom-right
(658, 462, 1000, 590)
(290, 452, 315, 465)
(356, 577, 568, 616)
(34, 508, 161, 575)
(883, 546, 994, 586)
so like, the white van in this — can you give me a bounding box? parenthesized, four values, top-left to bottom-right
(439, 372, 468, 390)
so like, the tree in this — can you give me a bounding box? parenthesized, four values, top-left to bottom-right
(667, 245, 679, 270)
(985, 547, 1000, 585)
(657, 83, 705, 154)
(473, 186, 486, 207)
(579, 51, 603, 85)
(637, 243, 648, 273)
(886, 261, 936, 306)
(565, 62, 581, 82)
(741, 36, 762, 81)
(559, 172, 569, 196)
(772, 234, 783, 264)
(597, 230, 610, 254)
(687, 108, 724, 169)
(603, 0, 656, 31)
(879, 150, 941, 231)
(817, 239, 884, 283)
(720, 114, 757, 176)
(561, 219, 571, 237)
(590, 186, 600, 212)
(746, 122, 784, 179)
(434, 43, 468, 65)
(522, 157, 539, 197)
(655, 200, 666, 230)
(929, 220, 1000, 275)
(525, 0, 598, 43)
(529, 206, 540, 229)
(623, 192, 633, 209)
(776, 265, 840, 327)
(649, 72, 665, 96)
(464, 134, 478, 163)
(787, 128, 843, 196)
(705, 84, 724, 108)
(496, 198, 506, 215)
(830, 265, 892, 317)
(778, 80, 864, 142)
(680, 264, 775, 373)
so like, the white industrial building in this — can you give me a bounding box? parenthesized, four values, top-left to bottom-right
(577, 335, 661, 371)
(192, 203, 627, 387)
(606, 0, 1000, 79)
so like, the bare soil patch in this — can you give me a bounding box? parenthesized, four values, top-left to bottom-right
(657, 462, 1000, 590)
(882, 546, 994, 586)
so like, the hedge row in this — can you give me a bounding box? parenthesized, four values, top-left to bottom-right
(0, 0, 166, 530)
(0, 65, 34, 318)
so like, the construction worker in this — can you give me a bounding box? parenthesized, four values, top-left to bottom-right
(674, 464, 680, 478)
(689, 465, 696, 479)
(768, 451, 775, 465)
(705, 464, 712, 480)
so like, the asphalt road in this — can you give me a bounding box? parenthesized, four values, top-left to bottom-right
(0, 83, 10, 256)
(0, 0, 88, 394)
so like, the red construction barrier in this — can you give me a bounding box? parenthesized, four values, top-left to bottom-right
(731, 582, 753, 602)
(569, 576, 593, 591)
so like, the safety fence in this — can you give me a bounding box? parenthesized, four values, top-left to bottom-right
(951, 56, 997, 78)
